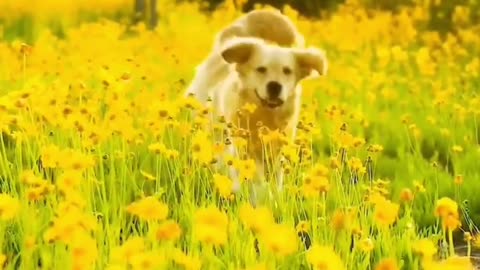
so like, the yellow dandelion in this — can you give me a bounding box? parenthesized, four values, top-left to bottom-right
(126, 196, 169, 222)
(156, 219, 182, 242)
(375, 258, 399, 270)
(374, 199, 399, 228)
(212, 173, 233, 198)
(358, 238, 375, 252)
(239, 203, 275, 234)
(258, 223, 298, 257)
(306, 244, 345, 270)
(0, 193, 21, 221)
(412, 238, 437, 260)
(193, 205, 228, 246)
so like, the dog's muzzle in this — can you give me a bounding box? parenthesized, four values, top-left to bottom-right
(254, 89, 284, 108)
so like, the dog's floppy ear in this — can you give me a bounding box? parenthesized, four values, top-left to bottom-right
(294, 48, 328, 80)
(220, 38, 261, 64)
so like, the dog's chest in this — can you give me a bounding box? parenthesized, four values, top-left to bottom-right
(244, 106, 290, 130)
(231, 103, 294, 158)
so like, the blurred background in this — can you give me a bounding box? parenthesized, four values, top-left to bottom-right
(0, 0, 479, 43)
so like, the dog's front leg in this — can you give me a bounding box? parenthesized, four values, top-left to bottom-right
(248, 159, 269, 208)
(226, 146, 266, 207)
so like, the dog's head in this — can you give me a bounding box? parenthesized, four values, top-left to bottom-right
(220, 37, 328, 109)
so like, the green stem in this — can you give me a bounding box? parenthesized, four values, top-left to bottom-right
(467, 240, 471, 258)
(448, 228, 454, 257)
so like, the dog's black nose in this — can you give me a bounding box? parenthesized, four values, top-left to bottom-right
(266, 81, 282, 98)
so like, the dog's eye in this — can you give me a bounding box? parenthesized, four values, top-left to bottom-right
(283, 67, 292, 75)
(256, 66, 267, 74)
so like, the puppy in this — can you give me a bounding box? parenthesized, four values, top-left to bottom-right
(185, 10, 328, 206)
(184, 9, 305, 102)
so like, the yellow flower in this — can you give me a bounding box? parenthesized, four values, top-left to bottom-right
(258, 223, 298, 257)
(434, 197, 458, 220)
(423, 255, 473, 270)
(302, 175, 330, 199)
(71, 232, 98, 270)
(241, 102, 257, 114)
(352, 136, 366, 148)
(20, 170, 55, 201)
(239, 203, 274, 234)
(156, 219, 182, 242)
(58, 149, 96, 171)
(40, 144, 62, 168)
(0, 193, 20, 221)
(191, 130, 215, 165)
(310, 163, 330, 177)
(376, 47, 391, 67)
(20, 170, 43, 186)
(306, 244, 345, 270)
(57, 169, 83, 195)
(126, 196, 169, 222)
(412, 238, 437, 260)
(336, 131, 354, 149)
(375, 258, 399, 270)
(243, 262, 268, 270)
(130, 251, 164, 270)
(373, 199, 399, 228)
(443, 214, 461, 232)
(391, 46, 408, 62)
(193, 205, 228, 246)
(148, 142, 168, 155)
(454, 175, 463, 185)
(415, 47, 435, 76)
(329, 156, 341, 169)
(234, 158, 257, 181)
(110, 237, 145, 265)
(179, 95, 203, 111)
(357, 238, 374, 252)
(296, 220, 310, 233)
(452, 145, 463, 153)
(0, 254, 5, 268)
(348, 157, 367, 175)
(400, 188, 414, 203)
(260, 128, 289, 145)
(413, 180, 426, 193)
(281, 144, 300, 164)
(172, 248, 202, 270)
(452, 6, 470, 26)
(330, 209, 349, 232)
(43, 202, 97, 244)
(212, 173, 233, 198)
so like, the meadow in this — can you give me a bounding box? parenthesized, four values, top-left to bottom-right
(0, 0, 480, 269)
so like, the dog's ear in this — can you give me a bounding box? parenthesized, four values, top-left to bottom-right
(220, 38, 260, 64)
(294, 48, 328, 80)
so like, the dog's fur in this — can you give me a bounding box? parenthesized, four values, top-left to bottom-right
(185, 9, 328, 206)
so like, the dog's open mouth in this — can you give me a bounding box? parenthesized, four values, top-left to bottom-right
(254, 89, 284, 108)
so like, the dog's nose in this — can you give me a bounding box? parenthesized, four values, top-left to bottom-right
(266, 81, 282, 98)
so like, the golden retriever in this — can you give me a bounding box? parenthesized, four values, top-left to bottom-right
(185, 9, 328, 206)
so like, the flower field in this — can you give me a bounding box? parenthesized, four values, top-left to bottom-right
(0, 0, 480, 269)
